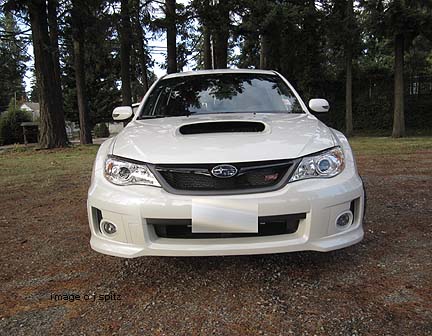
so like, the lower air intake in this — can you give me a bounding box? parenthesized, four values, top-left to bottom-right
(147, 213, 305, 239)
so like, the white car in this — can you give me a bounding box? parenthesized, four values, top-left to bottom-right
(88, 69, 365, 257)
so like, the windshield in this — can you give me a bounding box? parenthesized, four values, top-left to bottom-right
(138, 73, 304, 118)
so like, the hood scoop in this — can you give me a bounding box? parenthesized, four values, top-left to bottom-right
(179, 121, 266, 135)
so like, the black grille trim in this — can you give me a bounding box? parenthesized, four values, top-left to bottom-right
(147, 213, 306, 239)
(149, 158, 300, 196)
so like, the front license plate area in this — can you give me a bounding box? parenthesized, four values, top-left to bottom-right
(192, 199, 258, 233)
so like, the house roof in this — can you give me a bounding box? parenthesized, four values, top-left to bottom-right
(21, 102, 40, 112)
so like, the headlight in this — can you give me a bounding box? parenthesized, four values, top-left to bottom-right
(104, 156, 161, 187)
(290, 147, 345, 182)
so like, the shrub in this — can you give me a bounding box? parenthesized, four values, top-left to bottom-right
(93, 122, 110, 138)
(0, 109, 32, 146)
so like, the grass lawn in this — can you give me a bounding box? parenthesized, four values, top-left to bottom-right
(349, 136, 432, 155)
(0, 145, 98, 189)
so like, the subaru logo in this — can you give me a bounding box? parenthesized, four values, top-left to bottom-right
(211, 164, 238, 178)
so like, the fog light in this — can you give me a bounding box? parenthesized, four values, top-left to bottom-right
(336, 211, 353, 228)
(100, 220, 117, 235)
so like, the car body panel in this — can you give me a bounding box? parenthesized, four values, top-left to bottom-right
(112, 113, 336, 164)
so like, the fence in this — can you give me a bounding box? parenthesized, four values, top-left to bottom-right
(318, 74, 432, 132)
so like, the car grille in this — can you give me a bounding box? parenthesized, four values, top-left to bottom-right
(152, 159, 299, 195)
(147, 213, 306, 239)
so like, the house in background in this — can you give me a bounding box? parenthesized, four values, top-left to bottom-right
(19, 102, 76, 139)
(20, 102, 40, 121)
(18, 101, 127, 139)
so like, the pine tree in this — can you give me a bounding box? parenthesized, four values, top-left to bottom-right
(28, 0, 68, 148)
(120, 0, 132, 105)
(0, 12, 29, 112)
(165, 0, 177, 74)
(71, 0, 92, 144)
(362, 0, 432, 137)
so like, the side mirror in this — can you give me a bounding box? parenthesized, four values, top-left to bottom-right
(309, 99, 330, 113)
(112, 106, 133, 121)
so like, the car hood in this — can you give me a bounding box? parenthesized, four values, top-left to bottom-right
(112, 113, 336, 164)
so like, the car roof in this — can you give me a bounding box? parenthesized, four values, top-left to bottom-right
(163, 68, 277, 79)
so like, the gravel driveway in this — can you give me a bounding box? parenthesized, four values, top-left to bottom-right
(0, 144, 431, 335)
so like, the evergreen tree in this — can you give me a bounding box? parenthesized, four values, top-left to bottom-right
(23, 0, 69, 148)
(71, 0, 92, 144)
(165, 0, 177, 74)
(0, 12, 29, 112)
(62, 0, 121, 125)
(362, 0, 432, 137)
(131, 0, 151, 98)
(120, 0, 132, 105)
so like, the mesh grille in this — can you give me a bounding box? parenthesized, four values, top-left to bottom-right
(155, 160, 295, 194)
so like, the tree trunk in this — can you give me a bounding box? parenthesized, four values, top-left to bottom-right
(260, 33, 269, 69)
(213, 3, 229, 69)
(166, 0, 177, 74)
(392, 33, 405, 138)
(28, 0, 68, 148)
(132, 0, 149, 95)
(203, 25, 212, 69)
(213, 31, 228, 69)
(345, 0, 353, 137)
(120, 0, 132, 106)
(47, 0, 62, 94)
(345, 49, 353, 136)
(72, 0, 92, 144)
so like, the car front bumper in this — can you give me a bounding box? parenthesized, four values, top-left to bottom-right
(87, 166, 365, 257)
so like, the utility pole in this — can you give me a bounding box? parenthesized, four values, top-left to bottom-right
(211, 36, 214, 69)
(209, 0, 219, 69)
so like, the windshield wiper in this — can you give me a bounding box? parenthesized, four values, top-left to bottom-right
(139, 115, 167, 119)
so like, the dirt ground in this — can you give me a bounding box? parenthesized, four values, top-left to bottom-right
(0, 139, 431, 335)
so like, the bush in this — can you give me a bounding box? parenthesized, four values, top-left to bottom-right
(0, 109, 32, 146)
(93, 122, 110, 138)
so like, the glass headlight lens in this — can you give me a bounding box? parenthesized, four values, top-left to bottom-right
(104, 156, 161, 187)
(290, 147, 345, 182)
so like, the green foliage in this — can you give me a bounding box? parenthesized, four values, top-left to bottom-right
(62, 1, 122, 125)
(318, 74, 432, 132)
(61, 0, 157, 124)
(361, 0, 432, 43)
(0, 102, 32, 145)
(233, 0, 432, 133)
(129, 0, 156, 99)
(29, 77, 39, 103)
(2, 0, 432, 135)
(0, 12, 29, 112)
(405, 35, 432, 75)
(235, 1, 330, 98)
(93, 123, 109, 138)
